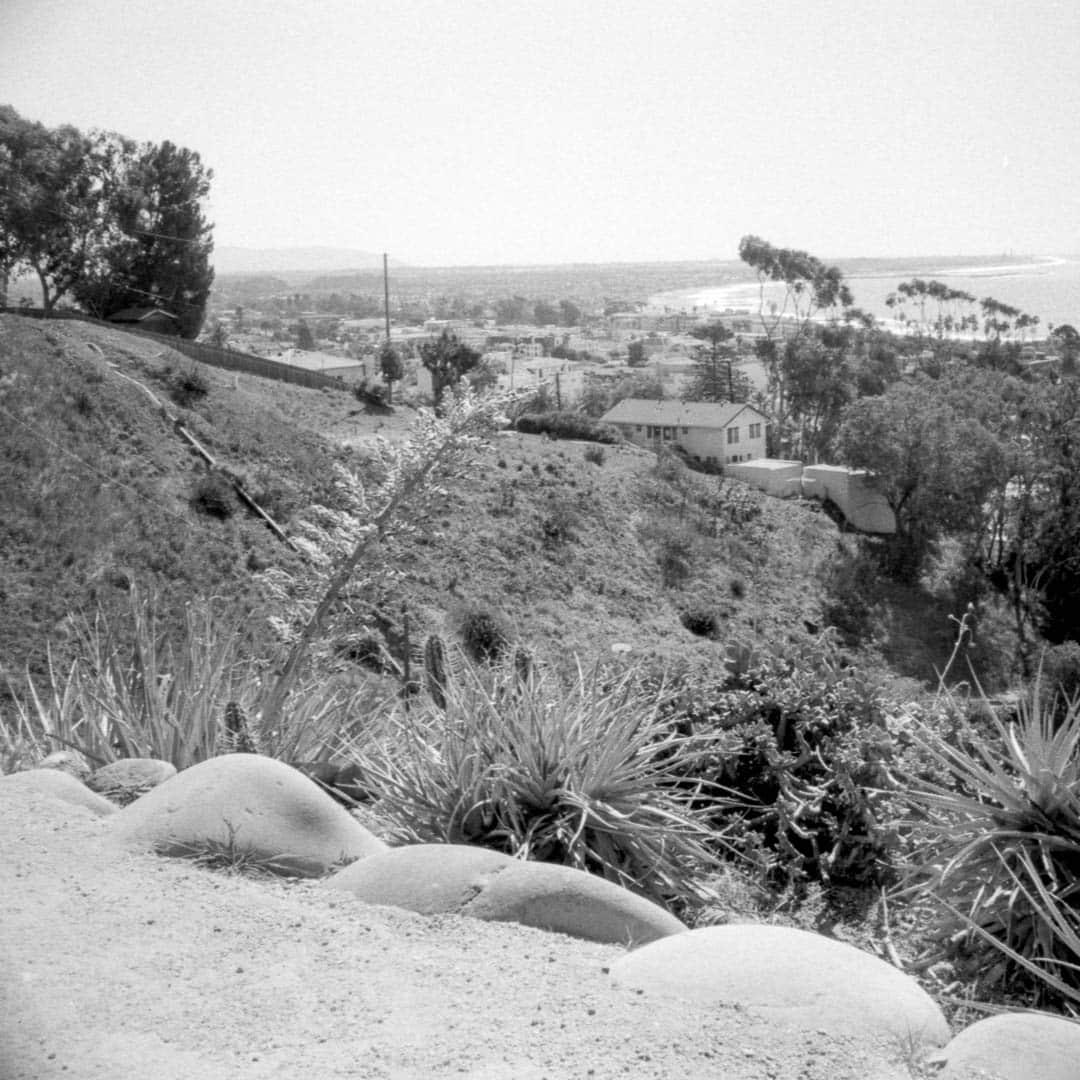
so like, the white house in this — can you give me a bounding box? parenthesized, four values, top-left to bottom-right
(600, 399, 768, 467)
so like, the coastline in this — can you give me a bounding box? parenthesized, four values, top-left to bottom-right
(649, 255, 1080, 329)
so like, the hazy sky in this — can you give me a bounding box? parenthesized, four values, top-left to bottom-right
(3, 0, 1078, 266)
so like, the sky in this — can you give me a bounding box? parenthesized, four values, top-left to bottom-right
(3, 0, 1079, 267)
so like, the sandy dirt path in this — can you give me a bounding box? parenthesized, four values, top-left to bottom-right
(1, 785, 915, 1080)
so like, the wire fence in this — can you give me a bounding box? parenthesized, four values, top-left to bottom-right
(0, 306, 350, 391)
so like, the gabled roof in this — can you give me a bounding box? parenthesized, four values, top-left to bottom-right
(601, 398, 765, 428)
(108, 307, 178, 323)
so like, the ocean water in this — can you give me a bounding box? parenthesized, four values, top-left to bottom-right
(655, 257, 1080, 333)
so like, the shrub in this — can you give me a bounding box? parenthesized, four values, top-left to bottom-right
(818, 542, 882, 647)
(2, 590, 362, 774)
(456, 605, 512, 664)
(655, 527, 696, 587)
(899, 685, 1080, 1009)
(540, 496, 581, 548)
(680, 608, 719, 638)
(670, 637, 901, 888)
(342, 656, 724, 906)
(515, 411, 620, 444)
(583, 445, 606, 466)
(170, 366, 210, 408)
(190, 473, 235, 519)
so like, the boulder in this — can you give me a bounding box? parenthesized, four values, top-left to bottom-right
(609, 924, 949, 1054)
(0, 768, 117, 816)
(327, 842, 686, 945)
(110, 754, 387, 876)
(87, 758, 177, 805)
(933, 1011, 1080, 1080)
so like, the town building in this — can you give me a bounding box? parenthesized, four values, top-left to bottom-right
(600, 399, 768, 467)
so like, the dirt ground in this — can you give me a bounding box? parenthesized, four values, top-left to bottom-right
(0, 785, 925, 1080)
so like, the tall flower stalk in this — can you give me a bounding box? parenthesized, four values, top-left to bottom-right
(258, 387, 514, 729)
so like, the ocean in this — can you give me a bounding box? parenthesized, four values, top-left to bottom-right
(652, 256, 1080, 334)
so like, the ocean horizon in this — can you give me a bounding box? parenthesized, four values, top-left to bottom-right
(652, 255, 1080, 333)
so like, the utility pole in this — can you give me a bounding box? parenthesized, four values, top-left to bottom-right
(383, 253, 391, 343)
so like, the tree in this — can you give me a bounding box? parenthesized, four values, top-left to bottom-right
(533, 300, 559, 326)
(0, 107, 103, 314)
(627, 340, 647, 367)
(294, 319, 315, 350)
(738, 235, 855, 454)
(838, 377, 1005, 581)
(686, 321, 749, 403)
(71, 134, 214, 338)
(558, 299, 582, 326)
(1052, 324, 1080, 373)
(378, 342, 404, 403)
(419, 330, 481, 407)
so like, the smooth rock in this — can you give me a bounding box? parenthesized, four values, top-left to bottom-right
(111, 754, 387, 876)
(934, 1011, 1080, 1080)
(609, 923, 949, 1053)
(0, 768, 117, 816)
(327, 842, 686, 945)
(87, 758, 177, 805)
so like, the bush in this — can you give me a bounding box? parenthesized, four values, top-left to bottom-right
(670, 637, 901, 888)
(583, 445, 606, 466)
(818, 542, 883, 647)
(342, 656, 722, 906)
(540, 496, 581, 548)
(456, 605, 512, 664)
(899, 686, 1080, 1010)
(170, 366, 210, 408)
(654, 526, 696, 587)
(190, 473, 235, 519)
(515, 411, 620, 444)
(680, 608, 719, 638)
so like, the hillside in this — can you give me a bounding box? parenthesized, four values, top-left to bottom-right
(0, 312, 977, 703)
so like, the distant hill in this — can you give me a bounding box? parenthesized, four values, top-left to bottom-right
(213, 247, 401, 275)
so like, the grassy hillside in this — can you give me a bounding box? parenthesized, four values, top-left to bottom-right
(0, 312, 990, 702)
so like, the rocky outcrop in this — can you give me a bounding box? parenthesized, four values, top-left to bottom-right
(110, 753, 387, 876)
(327, 842, 686, 945)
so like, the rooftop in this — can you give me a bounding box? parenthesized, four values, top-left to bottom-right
(601, 398, 764, 428)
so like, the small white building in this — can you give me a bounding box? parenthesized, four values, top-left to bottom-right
(276, 348, 371, 382)
(600, 399, 768, 467)
(801, 465, 896, 534)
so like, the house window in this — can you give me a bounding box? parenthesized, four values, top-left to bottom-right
(749, 422, 761, 439)
(727, 427, 739, 444)
(681, 426, 689, 435)
(636, 425, 642, 433)
(662, 426, 673, 440)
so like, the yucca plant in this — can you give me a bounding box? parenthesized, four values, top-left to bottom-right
(342, 653, 730, 907)
(4, 589, 267, 770)
(899, 684, 1080, 1009)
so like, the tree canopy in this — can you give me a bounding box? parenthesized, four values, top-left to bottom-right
(0, 106, 214, 337)
(419, 330, 482, 407)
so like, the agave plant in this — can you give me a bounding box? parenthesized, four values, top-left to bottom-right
(343, 652, 730, 907)
(3, 590, 264, 770)
(900, 685, 1080, 1009)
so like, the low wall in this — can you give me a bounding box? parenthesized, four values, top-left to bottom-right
(724, 459, 803, 497)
